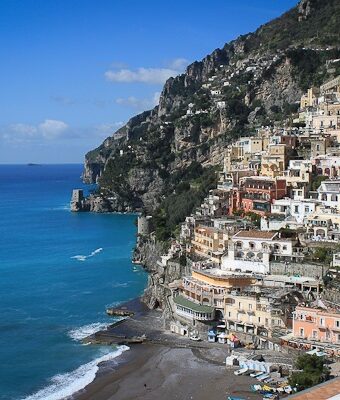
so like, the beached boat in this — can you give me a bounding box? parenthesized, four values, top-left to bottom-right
(250, 371, 264, 378)
(234, 367, 248, 376)
(257, 374, 270, 382)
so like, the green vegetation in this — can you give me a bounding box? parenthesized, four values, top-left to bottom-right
(153, 164, 218, 241)
(311, 175, 328, 191)
(289, 354, 330, 392)
(243, 0, 340, 53)
(312, 247, 332, 264)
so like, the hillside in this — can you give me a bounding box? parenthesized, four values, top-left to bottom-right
(83, 0, 340, 237)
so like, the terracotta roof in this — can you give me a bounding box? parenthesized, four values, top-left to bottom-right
(287, 377, 340, 399)
(233, 230, 277, 240)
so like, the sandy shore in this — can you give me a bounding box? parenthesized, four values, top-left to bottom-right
(73, 343, 261, 400)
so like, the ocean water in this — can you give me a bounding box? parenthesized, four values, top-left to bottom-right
(0, 164, 147, 400)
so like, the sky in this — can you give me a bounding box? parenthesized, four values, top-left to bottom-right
(0, 0, 298, 164)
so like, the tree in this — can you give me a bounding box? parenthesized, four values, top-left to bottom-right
(289, 354, 330, 392)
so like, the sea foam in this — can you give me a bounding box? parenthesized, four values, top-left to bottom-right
(68, 322, 112, 341)
(71, 247, 103, 262)
(21, 346, 129, 400)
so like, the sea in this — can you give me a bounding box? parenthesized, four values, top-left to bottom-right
(0, 164, 147, 400)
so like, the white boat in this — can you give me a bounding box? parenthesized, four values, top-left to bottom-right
(257, 374, 270, 381)
(250, 371, 264, 378)
(190, 335, 201, 341)
(234, 367, 249, 376)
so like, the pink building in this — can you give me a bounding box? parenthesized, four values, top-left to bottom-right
(292, 305, 340, 354)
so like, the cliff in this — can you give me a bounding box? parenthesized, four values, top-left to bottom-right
(82, 0, 340, 218)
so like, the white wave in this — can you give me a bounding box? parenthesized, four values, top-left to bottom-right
(71, 247, 103, 262)
(21, 346, 129, 400)
(111, 282, 129, 288)
(68, 322, 112, 341)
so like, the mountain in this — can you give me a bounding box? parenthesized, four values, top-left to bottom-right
(83, 0, 340, 236)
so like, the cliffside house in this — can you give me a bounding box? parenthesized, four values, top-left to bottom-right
(229, 176, 287, 216)
(191, 225, 229, 264)
(221, 230, 303, 275)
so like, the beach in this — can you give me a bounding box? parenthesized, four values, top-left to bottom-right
(73, 299, 262, 400)
(74, 344, 261, 400)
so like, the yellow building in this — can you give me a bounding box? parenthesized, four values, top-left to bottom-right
(191, 226, 229, 264)
(224, 290, 288, 338)
(261, 144, 287, 177)
(300, 87, 320, 109)
(180, 268, 257, 320)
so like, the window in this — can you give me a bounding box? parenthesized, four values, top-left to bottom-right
(300, 328, 304, 337)
(238, 302, 242, 309)
(249, 304, 252, 310)
(305, 206, 310, 213)
(312, 330, 318, 339)
(294, 205, 299, 213)
(336, 320, 340, 328)
(320, 317, 325, 326)
(338, 334, 340, 343)
(258, 317, 261, 323)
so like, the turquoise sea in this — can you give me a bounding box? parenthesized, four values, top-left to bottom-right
(0, 164, 147, 400)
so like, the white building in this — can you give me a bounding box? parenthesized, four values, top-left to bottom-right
(221, 230, 298, 275)
(271, 197, 320, 224)
(318, 180, 340, 210)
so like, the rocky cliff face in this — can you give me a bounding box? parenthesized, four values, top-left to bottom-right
(83, 0, 340, 213)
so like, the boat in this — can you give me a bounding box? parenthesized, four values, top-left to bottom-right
(250, 371, 265, 378)
(234, 367, 248, 376)
(262, 394, 279, 400)
(190, 334, 201, 341)
(263, 377, 274, 384)
(251, 384, 262, 392)
(257, 374, 270, 382)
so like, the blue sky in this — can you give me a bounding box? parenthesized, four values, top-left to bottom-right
(0, 0, 298, 163)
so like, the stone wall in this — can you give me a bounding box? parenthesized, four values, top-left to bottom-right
(269, 261, 327, 279)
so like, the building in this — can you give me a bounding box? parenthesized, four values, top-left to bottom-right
(181, 268, 257, 320)
(221, 230, 302, 274)
(173, 295, 215, 322)
(304, 206, 340, 242)
(313, 154, 340, 178)
(261, 144, 287, 178)
(318, 180, 340, 209)
(224, 287, 297, 338)
(230, 176, 287, 216)
(270, 197, 320, 224)
(300, 87, 320, 109)
(292, 304, 340, 355)
(191, 225, 229, 264)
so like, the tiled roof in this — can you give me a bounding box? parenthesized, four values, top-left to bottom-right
(233, 230, 277, 240)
